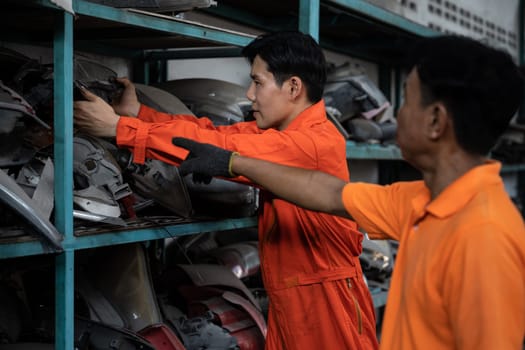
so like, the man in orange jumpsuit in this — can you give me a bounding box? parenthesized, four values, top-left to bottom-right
(171, 35, 525, 349)
(74, 31, 379, 349)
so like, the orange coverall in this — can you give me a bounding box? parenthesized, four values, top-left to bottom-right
(116, 100, 378, 350)
(341, 161, 525, 350)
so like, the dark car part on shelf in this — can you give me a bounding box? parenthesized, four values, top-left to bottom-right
(0, 283, 24, 344)
(73, 56, 124, 104)
(0, 47, 36, 87)
(74, 79, 124, 104)
(491, 123, 525, 164)
(178, 288, 264, 350)
(74, 317, 156, 350)
(325, 62, 390, 119)
(73, 209, 128, 226)
(84, 0, 216, 13)
(199, 241, 260, 279)
(0, 48, 54, 124)
(0, 80, 49, 131)
(138, 323, 187, 350)
(360, 238, 394, 285)
(0, 169, 62, 251)
(139, 79, 258, 219)
(155, 78, 251, 125)
(221, 291, 267, 339)
(135, 83, 194, 115)
(73, 134, 134, 218)
(0, 80, 51, 168)
(123, 156, 193, 218)
(346, 118, 397, 142)
(15, 157, 57, 224)
(325, 106, 350, 139)
(74, 55, 118, 83)
(324, 63, 396, 143)
(75, 272, 127, 329)
(167, 264, 263, 314)
(177, 312, 239, 350)
(0, 344, 53, 349)
(156, 263, 265, 349)
(83, 0, 158, 8)
(76, 243, 163, 332)
(183, 176, 259, 218)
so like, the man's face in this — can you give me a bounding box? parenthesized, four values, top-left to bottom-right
(396, 68, 429, 164)
(246, 55, 295, 130)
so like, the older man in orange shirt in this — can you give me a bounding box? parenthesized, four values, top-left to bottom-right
(173, 35, 525, 349)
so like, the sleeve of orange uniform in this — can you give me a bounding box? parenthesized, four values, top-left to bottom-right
(116, 113, 323, 181)
(341, 181, 420, 241)
(136, 104, 209, 124)
(443, 222, 525, 349)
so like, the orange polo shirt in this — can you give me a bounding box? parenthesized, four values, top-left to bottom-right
(342, 161, 525, 350)
(116, 101, 379, 350)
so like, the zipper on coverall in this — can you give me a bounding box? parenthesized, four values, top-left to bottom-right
(347, 278, 363, 334)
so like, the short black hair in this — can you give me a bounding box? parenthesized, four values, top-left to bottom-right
(405, 35, 524, 155)
(242, 30, 327, 103)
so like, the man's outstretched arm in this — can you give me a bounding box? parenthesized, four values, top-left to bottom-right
(173, 137, 350, 218)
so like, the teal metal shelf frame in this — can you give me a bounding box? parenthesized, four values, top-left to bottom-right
(72, 0, 255, 48)
(3, 0, 521, 349)
(346, 141, 402, 160)
(0, 217, 258, 259)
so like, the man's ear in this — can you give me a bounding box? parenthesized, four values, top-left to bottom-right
(427, 102, 450, 140)
(288, 77, 302, 98)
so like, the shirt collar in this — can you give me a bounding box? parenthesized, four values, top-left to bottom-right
(424, 160, 502, 218)
(285, 100, 327, 130)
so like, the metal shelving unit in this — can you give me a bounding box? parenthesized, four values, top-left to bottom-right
(0, 1, 432, 349)
(1, 2, 260, 349)
(3, 1, 521, 349)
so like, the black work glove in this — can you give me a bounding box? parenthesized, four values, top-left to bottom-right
(172, 137, 238, 184)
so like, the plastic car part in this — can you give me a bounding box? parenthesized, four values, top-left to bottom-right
(74, 55, 118, 84)
(179, 289, 264, 350)
(346, 118, 397, 142)
(73, 210, 128, 226)
(84, 0, 217, 13)
(0, 283, 23, 343)
(77, 243, 163, 332)
(183, 177, 259, 218)
(73, 134, 133, 218)
(173, 264, 262, 313)
(222, 291, 267, 338)
(75, 273, 127, 328)
(74, 317, 156, 350)
(0, 80, 49, 131)
(136, 79, 259, 219)
(0, 80, 50, 168)
(0, 47, 35, 86)
(15, 157, 54, 218)
(0, 169, 62, 251)
(360, 238, 394, 285)
(126, 158, 193, 218)
(135, 83, 194, 115)
(73, 186, 122, 218)
(0, 344, 53, 349)
(201, 242, 260, 279)
(155, 78, 250, 125)
(138, 323, 187, 350)
(324, 62, 394, 124)
(177, 312, 238, 350)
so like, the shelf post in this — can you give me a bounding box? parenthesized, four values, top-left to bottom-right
(53, 10, 75, 350)
(299, 0, 320, 41)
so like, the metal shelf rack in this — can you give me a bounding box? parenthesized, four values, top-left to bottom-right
(4, 1, 522, 349)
